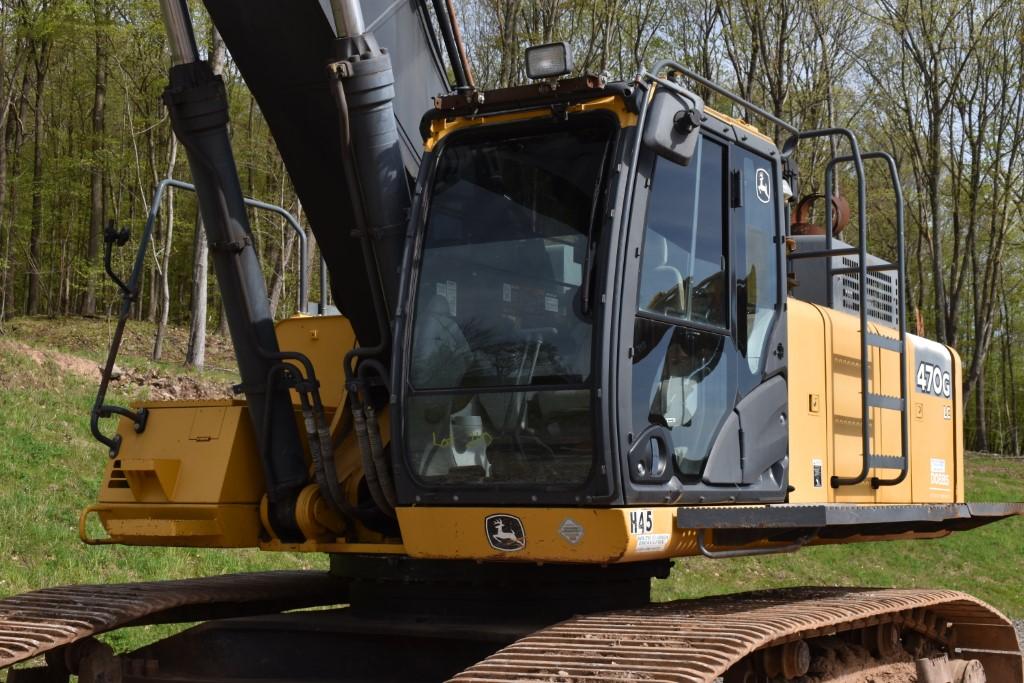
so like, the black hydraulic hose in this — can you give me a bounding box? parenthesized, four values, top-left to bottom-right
(356, 357, 396, 511)
(351, 392, 395, 517)
(256, 346, 369, 526)
(363, 402, 396, 509)
(296, 380, 364, 526)
(430, 0, 469, 90)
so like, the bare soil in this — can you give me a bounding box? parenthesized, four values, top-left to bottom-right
(826, 661, 917, 682)
(111, 365, 232, 401)
(0, 338, 232, 400)
(803, 639, 918, 682)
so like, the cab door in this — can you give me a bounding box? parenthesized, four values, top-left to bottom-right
(618, 124, 787, 505)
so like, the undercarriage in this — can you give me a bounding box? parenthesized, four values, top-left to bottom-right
(2, 559, 1020, 682)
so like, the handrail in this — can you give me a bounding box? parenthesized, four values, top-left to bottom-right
(783, 128, 871, 488)
(90, 178, 312, 457)
(825, 152, 908, 488)
(782, 134, 910, 490)
(648, 60, 799, 135)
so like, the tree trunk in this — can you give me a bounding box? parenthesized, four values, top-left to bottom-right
(267, 226, 297, 319)
(974, 370, 988, 452)
(185, 211, 208, 368)
(2, 66, 31, 322)
(211, 25, 229, 338)
(152, 135, 178, 361)
(25, 40, 49, 316)
(82, 2, 108, 316)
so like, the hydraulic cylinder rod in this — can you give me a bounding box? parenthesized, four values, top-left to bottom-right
(158, 0, 307, 539)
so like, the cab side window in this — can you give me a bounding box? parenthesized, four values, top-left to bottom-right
(637, 138, 727, 327)
(734, 149, 779, 377)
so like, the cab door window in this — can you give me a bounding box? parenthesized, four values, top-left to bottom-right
(637, 138, 727, 327)
(734, 148, 779, 382)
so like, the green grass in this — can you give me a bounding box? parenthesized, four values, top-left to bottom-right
(0, 318, 318, 658)
(0, 315, 1021, 665)
(653, 457, 1024, 616)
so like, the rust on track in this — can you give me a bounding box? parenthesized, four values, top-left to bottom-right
(451, 587, 1024, 682)
(0, 570, 344, 669)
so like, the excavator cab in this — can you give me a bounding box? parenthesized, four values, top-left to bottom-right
(394, 71, 788, 510)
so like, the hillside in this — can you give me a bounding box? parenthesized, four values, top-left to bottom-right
(0, 315, 1021, 658)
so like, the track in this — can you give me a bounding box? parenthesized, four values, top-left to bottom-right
(453, 587, 1024, 682)
(0, 571, 344, 669)
(0, 576, 1020, 681)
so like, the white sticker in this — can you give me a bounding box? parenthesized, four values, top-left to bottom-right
(445, 280, 457, 316)
(628, 509, 654, 535)
(502, 283, 512, 303)
(544, 293, 558, 313)
(812, 459, 823, 488)
(930, 458, 949, 487)
(558, 518, 584, 544)
(755, 168, 771, 203)
(636, 533, 671, 553)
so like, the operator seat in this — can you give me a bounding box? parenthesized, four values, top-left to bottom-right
(411, 293, 471, 389)
(643, 234, 687, 317)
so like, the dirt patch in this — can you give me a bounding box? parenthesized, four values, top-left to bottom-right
(112, 366, 232, 401)
(3, 316, 239, 371)
(826, 661, 917, 682)
(0, 338, 102, 381)
(0, 338, 232, 401)
(804, 639, 917, 682)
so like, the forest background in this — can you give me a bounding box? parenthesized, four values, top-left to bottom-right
(0, 0, 1020, 454)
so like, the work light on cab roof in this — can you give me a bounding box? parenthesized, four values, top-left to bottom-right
(525, 41, 573, 80)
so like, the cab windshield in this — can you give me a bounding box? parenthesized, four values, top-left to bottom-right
(405, 118, 613, 489)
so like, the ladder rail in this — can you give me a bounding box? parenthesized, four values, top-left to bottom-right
(825, 152, 908, 487)
(785, 128, 871, 487)
(782, 131, 908, 489)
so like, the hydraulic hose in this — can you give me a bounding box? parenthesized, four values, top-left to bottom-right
(351, 393, 395, 517)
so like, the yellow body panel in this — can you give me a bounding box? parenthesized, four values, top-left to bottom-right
(275, 314, 355, 411)
(398, 506, 698, 563)
(87, 306, 964, 555)
(424, 94, 638, 152)
(952, 347, 966, 502)
(99, 400, 263, 505)
(787, 297, 959, 506)
(394, 505, 953, 563)
(88, 400, 266, 547)
(785, 300, 831, 503)
(704, 106, 773, 144)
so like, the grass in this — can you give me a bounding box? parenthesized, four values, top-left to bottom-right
(0, 315, 1021, 664)
(0, 317, 317, 658)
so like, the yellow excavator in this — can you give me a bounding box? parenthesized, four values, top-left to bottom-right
(1, 1, 1021, 681)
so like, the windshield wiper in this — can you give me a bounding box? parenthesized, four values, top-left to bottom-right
(581, 143, 614, 315)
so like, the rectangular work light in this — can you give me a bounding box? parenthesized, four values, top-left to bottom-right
(526, 42, 574, 80)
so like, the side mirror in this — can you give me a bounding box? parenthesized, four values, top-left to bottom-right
(643, 88, 705, 166)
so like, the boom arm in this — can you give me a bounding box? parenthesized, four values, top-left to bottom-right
(202, 0, 458, 346)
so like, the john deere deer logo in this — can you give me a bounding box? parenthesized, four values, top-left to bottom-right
(755, 168, 771, 203)
(485, 514, 526, 551)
